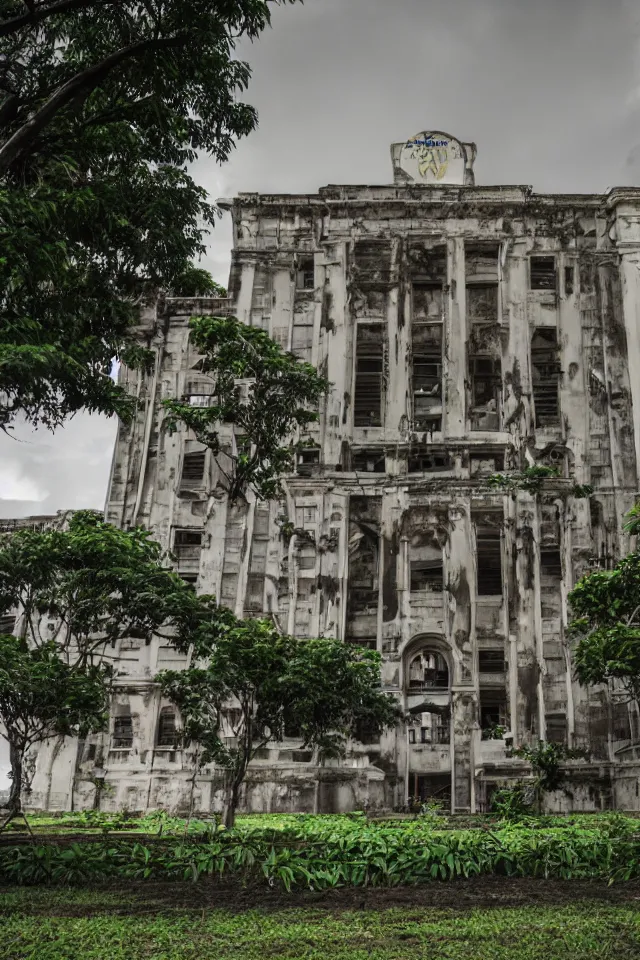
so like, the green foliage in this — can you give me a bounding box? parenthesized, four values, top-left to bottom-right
(3, 815, 640, 888)
(482, 723, 506, 741)
(623, 501, 640, 536)
(162, 316, 329, 500)
(170, 266, 227, 298)
(507, 741, 588, 814)
(0, 510, 200, 812)
(0, 636, 109, 811)
(486, 466, 560, 495)
(490, 784, 533, 820)
(157, 607, 399, 825)
(569, 503, 640, 705)
(571, 483, 594, 499)
(0, 1, 299, 429)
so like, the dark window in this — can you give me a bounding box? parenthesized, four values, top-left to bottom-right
(408, 728, 416, 744)
(470, 355, 501, 431)
(245, 573, 265, 613)
(157, 708, 178, 747)
(420, 719, 450, 744)
(407, 450, 451, 473)
(408, 651, 449, 690)
(541, 547, 562, 579)
(179, 452, 206, 495)
(531, 328, 560, 426)
(353, 450, 385, 473)
(564, 265, 574, 296)
(296, 257, 314, 289)
(354, 325, 384, 427)
(174, 530, 202, 547)
(466, 284, 498, 324)
(546, 714, 567, 745)
(470, 452, 505, 477)
(479, 650, 505, 673)
(296, 447, 320, 476)
(476, 530, 502, 596)
(410, 558, 443, 593)
(530, 256, 557, 291)
(412, 323, 442, 431)
(113, 715, 133, 748)
(180, 573, 198, 589)
(479, 691, 507, 730)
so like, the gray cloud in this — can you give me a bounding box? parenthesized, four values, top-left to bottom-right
(2, 0, 640, 518)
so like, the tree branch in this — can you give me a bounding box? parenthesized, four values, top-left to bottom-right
(0, 31, 192, 172)
(0, 0, 121, 39)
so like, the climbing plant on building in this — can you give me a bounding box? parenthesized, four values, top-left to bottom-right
(0, 0, 300, 431)
(0, 511, 201, 822)
(157, 606, 400, 827)
(162, 317, 330, 502)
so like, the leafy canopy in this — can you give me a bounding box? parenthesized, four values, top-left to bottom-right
(163, 316, 329, 501)
(158, 605, 400, 824)
(0, 0, 299, 430)
(0, 510, 201, 660)
(569, 506, 640, 704)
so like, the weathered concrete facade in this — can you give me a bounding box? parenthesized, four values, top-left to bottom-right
(27, 133, 640, 814)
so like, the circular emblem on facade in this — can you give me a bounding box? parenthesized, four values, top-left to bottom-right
(391, 131, 476, 186)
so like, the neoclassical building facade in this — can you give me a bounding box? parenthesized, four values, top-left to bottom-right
(27, 132, 640, 814)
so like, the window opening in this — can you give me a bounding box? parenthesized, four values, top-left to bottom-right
(530, 256, 557, 290)
(296, 257, 315, 290)
(408, 651, 449, 690)
(412, 321, 442, 431)
(531, 328, 560, 426)
(157, 708, 178, 747)
(479, 650, 505, 673)
(354, 324, 384, 427)
(112, 715, 133, 748)
(476, 528, 502, 596)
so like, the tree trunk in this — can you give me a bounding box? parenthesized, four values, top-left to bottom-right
(43, 735, 65, 811)
(7, 742, 23, 815)
(223, 779, 242, 829)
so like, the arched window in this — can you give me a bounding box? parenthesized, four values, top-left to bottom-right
(157, 707, 178, 747)
(408, 650, 449, 690)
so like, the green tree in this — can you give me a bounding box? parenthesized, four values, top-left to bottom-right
(0, 636, 109, 824)
(0, 510, 200, 816)
(568, 503, 640, 719)
(158, 605, 400, 826)
(162, 317, 329, 501)
(170, 266, 226, 298)
(0, 0, 298, 430)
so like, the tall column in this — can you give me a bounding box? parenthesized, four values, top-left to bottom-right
(445, 238, 467, 437)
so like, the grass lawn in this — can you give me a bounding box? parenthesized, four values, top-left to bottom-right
(1, 882, 640, 960)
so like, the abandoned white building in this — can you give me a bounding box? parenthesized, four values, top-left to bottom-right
(23, 130, 640, 814)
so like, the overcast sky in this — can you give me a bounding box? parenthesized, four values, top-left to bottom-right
(2, 0, 640, 522)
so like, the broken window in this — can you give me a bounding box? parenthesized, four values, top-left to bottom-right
(466, 243, 499, 324)
(157, 708, 178, 747)
(407, 449, 451, 473)
(479, 650, 506, 673)
(353, 239, 393, 285)
(112, 714, 133, 749)
(178, 448, 206, 498)
(412, 322, 442, 431)
(408, 651, 449, 690)
(479, 690, 507, 730)
(354, 324, 385, 426)
(420, 716, 450, 745)
(250, 262, 270, 328)
(531, 328, 560, 426)
(470, 451, 505, 477)
(476, 528, 502, 596)
(546, 714, 567, 745)
(296, 447, 321, 476)
(296, 256, 315, 290)
(564, 265, 574, 296)
(291, 316, 313, 362)
(412, 283, 443, 322)
(173, 530, 202, 579)
(353, 449, 386, 473)
(540, 547, 562, 579)
(347, 498, 380, 629)
(530, 256, 557, 291)
(410, 556, 443, 593)
(469, 354, 501, 431)
(186, 380, 214, 407)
